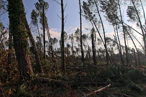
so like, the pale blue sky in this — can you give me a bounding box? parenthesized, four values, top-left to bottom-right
(23, 0, 89, 33)
(0, 0, 144, 50)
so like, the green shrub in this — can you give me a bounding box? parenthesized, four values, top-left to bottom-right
(127, 69, 146, 83)
(98, 69, 114, 79)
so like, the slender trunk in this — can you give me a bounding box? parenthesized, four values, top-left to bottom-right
(130, 29, 144, 50)
(8, 32, 12, 64)
(118, 0, 129, 65)
(71, 41, 74, 56)
(25, 16, 43, 73)
(79, 0, 85, 66)
(119, 20, 142, 36)
(140, 0, 146, 24)
(115, 25, 125, 65)
(92, 21, 112, 64)
(91, 28, 97, 65)
(7, 31, 12, 74)
(61, 0, 65, 74)
(67, 48, 69, 65)
(51, 42, 54, 61)
(87, 46, 91, 59)
(43, 3, 46, 60)
(92, 21, 104, 45)
(37, 24, 42, 57)
(131, 0, 146, 54)
(133, 49, 137, 66)
(94, 0, 109, 65)
(7, 0, 33, 79)
(117, 18, 144, 49)
(47, 26, 54, 61)
(125, 27, 141, 65)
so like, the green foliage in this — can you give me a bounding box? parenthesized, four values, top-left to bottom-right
(98, 68, 114, 79)
(31, 9, 39, 26)
(7, 0, 30, 50)
(129, 82, 143, 93)
(127, 69, 146, 83)
(33, 0, 49, 28)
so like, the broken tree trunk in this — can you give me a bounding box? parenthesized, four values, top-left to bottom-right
(83, 84, 111, 97)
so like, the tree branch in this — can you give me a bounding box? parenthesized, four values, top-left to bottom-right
(83, 84, 111, 97)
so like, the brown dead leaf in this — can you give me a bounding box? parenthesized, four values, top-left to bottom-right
(33, 85, 38, 91)
(8, 88, 12, 96)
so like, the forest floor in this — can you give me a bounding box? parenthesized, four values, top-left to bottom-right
(0, 63, 146, 97)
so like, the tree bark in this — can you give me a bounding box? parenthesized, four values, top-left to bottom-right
(43, 3, 46, 60)
(37, 24, 42, 57)
(50, 42, 54, 61)
(131, 0, 146, 54)
(79, 0, 85, 66)
(24, 16, 43, 73)
(118, 0, 129, 65)
(124, 27, 141, 65)
(91, 28, 97, 65)
(7, 0, 33, 79)
(133, 49, 138, 66)
(114, 25, 125, 65)
(140, 0, 146, 25)
(94, 0, 110, 65)
(83, 84, 111, 97)
(7, 31, 12, 74)
(61, 0, 66, 74)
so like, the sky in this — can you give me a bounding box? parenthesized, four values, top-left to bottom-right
(0, 0, 144, 51)
(23, 0, 89, 35)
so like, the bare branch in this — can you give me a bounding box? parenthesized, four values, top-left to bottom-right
(83, 84, 111, 97)
(53, 0, 61, 5)
(57, 14, 61, 20)
(0, 11, 7, 16)
(64, 3, 67, 10)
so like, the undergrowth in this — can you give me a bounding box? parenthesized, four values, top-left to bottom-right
(0, 61, 146, 97)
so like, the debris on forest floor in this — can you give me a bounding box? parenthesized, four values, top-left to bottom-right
(0, 65, 146, 97)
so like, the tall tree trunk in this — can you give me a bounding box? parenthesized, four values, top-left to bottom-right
(24, 16, 43, 73)
(87, 46, 91, 59)
(140, 0, 146, 24)
(131, 0, 146, 54)
(43, 3, 46, 60)
(71, 41, 74, 56)
(91, 20, 112, 64)
(79, 0, 85, 66)
(114, 25, 125, 65)
(50, 42, 54, 61)
(7, 0, 33, 79)
(125, 27, 141, 65)
(7, 31, 12, 74)
(118, 0, 129, 65)
(37, 24, 42, 57)
(133, 49, 137, 66)
(91, 28, 97, 65)
(94, 0, 109, 65)
(61, 0, 65, 74)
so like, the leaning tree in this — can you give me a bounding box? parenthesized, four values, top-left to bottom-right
(7, 0, 33, 79)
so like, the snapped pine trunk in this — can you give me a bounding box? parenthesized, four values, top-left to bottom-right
(43, 4, 46, 60)
(7, 0, 33, 79)
(24, 16, 43, 73)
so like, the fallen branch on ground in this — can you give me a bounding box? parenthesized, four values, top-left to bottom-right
(36, 77, 69, 87)
(36, 77, 107, 88)
(83, 84, 111, 97)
